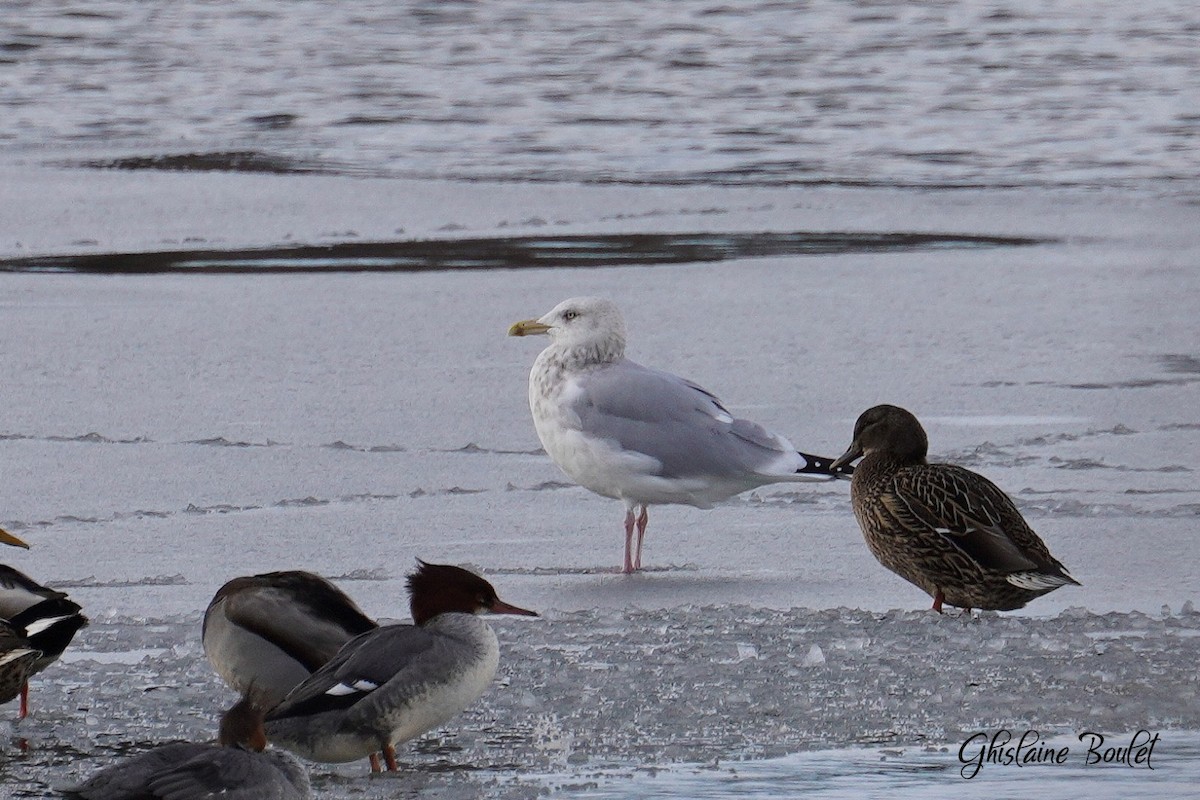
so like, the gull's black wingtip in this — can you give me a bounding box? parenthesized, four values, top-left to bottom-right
(797, 452, 854, 479)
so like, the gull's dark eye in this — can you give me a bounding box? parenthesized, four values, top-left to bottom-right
(563, 310, 578, 321)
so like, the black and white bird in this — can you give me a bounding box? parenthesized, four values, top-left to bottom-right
(264, 561, 537, 770)
(509, 296, 847, 573)
(0, 564, 87, 718)
(65, 693, 310, 799)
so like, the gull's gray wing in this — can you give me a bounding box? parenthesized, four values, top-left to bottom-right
(570, 359, 795, 479)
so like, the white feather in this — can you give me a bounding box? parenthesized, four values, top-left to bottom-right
(1006, 572, 1074, 590)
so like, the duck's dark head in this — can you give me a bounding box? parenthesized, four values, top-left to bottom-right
(218, 692, 269, 752)
(830, 404, 929, 470)
(407, 561, 538, 626)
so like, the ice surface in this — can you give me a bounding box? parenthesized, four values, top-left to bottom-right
(2, 0, 1198, 793)
(558, 731, 1200, 800)
(7, 608, 1200, 798)
(0, 154, 1197, 799)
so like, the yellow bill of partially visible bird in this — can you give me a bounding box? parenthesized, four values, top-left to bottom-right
(0, 527, 29, 549)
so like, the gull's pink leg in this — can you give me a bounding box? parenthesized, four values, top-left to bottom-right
(18, 682, 29, 720)
(633, 505, 649, 571)
(623, 508, 637, 574)
(369, 753, 382, 773)
(384, 744, 399, 771)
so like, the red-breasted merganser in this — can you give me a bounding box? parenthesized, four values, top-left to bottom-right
(65, 693, 310, 799)
(264, 561, 536, 770)
(201, 570, 390, 769)
(0, 564, 87, 719)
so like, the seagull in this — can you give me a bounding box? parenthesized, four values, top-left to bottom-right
(509, 296, 846, 573)
(264, 561, 536, 770)
(65, 693, 310, 799)
(830, 404, 1080, 612)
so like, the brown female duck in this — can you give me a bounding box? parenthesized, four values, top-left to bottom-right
(830, 405, 1079, 612)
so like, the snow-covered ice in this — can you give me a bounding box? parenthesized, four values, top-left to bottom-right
(11, 607, 1200, 798)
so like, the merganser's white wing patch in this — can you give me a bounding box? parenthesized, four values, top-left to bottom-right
(325, 679, 379, 696)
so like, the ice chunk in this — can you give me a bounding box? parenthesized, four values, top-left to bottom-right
(801, 644, 826, 666)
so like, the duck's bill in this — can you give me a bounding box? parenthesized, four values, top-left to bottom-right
(507, 319, 551, 337)
(0, 526, 30, 549)
(829, 444, 862, 473)
(490, 599, 539, 617)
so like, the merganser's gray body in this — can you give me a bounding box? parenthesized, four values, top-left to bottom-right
(265, 613, 500, 762)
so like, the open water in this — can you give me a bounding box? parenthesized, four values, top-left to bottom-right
(2, 0, 1197, 192)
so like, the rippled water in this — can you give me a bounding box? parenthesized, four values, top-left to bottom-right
(3, 0, 1198, 190)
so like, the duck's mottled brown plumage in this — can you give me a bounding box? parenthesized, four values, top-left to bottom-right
(831, 405, 1079, 612)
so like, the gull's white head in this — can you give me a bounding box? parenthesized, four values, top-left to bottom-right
(509, 296, 627, 364)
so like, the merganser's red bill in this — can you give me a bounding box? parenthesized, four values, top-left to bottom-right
(489, 599, 538, 617)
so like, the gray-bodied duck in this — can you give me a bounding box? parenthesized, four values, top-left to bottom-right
(201, 570, 388, 770)
(830, 404, 1079, 612)
(264, 561, 536, 769)
(65, 693, 310, 799)
(202, 570, 378, 707)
